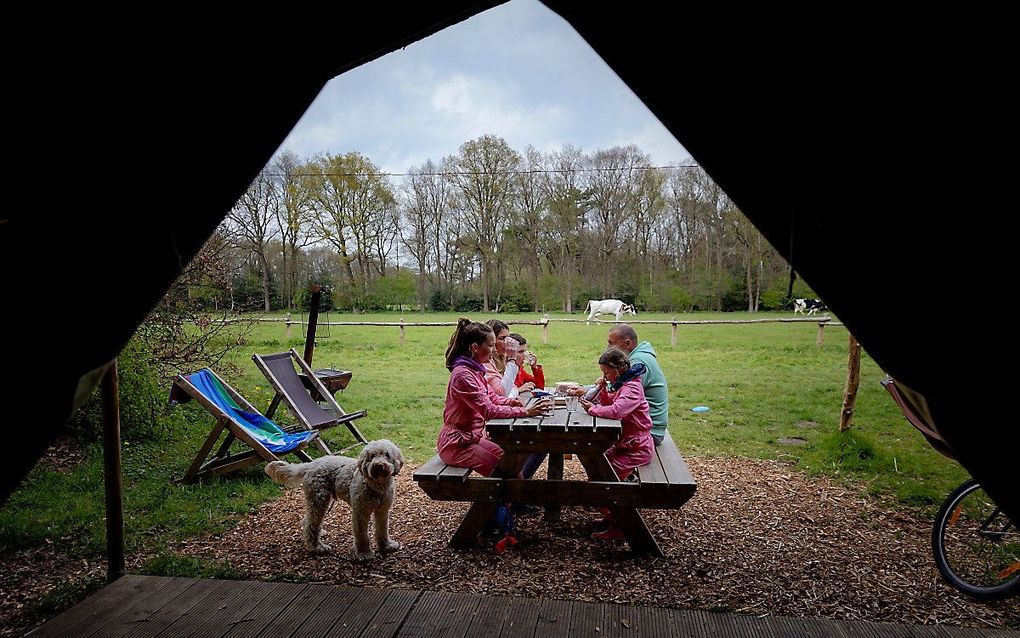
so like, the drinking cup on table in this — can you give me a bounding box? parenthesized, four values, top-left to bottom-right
(543, 397, 556, 415)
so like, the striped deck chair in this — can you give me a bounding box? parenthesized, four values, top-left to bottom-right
(170, 368, 319, 483)
(252, 349, 367, 455)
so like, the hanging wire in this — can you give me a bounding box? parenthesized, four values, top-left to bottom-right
(267, 163, 700, 179)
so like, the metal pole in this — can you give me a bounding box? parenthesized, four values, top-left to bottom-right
(101, 360, 125, 582)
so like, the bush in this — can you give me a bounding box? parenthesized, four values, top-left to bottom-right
(68, 339, 184, 443)
(498, 281, 532, 313)
(429, 288, 450, 312)
(455, 292, 483, 312)
(759, 287, 787, 311)
(296, 285, 336, 312)
(720, 281, 748, 311)
(636, 280, 692, 312)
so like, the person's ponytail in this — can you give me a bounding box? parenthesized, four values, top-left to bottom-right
(445, 317, 473, 370)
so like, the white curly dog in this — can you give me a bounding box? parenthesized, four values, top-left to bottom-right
(265, 439, 404, 561)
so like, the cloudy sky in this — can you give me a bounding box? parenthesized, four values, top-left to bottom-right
(274, 0, 690, 175)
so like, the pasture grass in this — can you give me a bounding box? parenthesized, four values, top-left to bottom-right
(1, 311, 969, 564)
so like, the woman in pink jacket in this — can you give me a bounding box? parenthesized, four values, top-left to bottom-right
(579, 346, 654, 540)
(439, 318, 550, 476)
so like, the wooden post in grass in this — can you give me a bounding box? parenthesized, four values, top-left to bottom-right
(399, 317, 405, 345)
(671, 316, 678, 347)
(101, 360, 125, 582)
(285, 314, 291, 340)
(542, 314, 549, 344)
(839, 333, 862, 431)
(303, 285, 322, 365)
(816, 321, 826, 348)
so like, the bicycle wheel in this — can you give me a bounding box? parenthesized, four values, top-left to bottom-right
(932, 479, 1020, 600)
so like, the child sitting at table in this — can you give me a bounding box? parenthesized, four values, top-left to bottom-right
(579, 346, 654, 540)
(439, 319, 549, 477)
(507, 332, 545, 390)
(508, 332, 547, 487)
(482, 320, 533, 398)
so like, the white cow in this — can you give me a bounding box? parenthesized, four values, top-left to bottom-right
(585, 299, 637, 323)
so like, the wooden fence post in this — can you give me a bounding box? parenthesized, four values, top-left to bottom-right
(285, 314, 291, 340)
(542, 314, 549, 344)
(816, 322, 826, 348)
(839, 333, 862, 432)
(671, 316, 677, 347)
(101, 360, 125, 582)
(399, 317, 405, 346)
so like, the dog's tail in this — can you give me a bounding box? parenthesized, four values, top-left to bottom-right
(265, 460, 309, 488)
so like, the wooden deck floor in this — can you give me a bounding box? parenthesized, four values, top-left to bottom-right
(27, 575, 1018, 638)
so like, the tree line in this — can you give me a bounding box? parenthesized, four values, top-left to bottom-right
(197, 134, 814, 314)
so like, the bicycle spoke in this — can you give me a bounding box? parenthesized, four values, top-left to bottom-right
(933, 480, 1020, 600)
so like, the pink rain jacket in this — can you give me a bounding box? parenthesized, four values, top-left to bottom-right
(438, 364, 526, 464)
(589, 378, 655, 475)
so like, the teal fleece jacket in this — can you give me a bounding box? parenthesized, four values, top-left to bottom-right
(628, 341, 669, 438)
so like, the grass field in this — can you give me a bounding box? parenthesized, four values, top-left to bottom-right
(1, 310, 969, 563)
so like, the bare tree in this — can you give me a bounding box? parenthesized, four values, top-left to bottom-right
(583, 145, 646, 295)
(543, 145, 588, 311)
(447, 135, 521, 311)
(304, 152, 396, 304)
(402, 159, 450, 311)
(227, 165, 279, 311)
(272, 150, 315, 309)
(513, 146, 549, 310)
(630, 161, 667, 296)
(139, 227, 254, 379)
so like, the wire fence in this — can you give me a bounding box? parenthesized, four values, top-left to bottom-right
(207, 314, 840, 347)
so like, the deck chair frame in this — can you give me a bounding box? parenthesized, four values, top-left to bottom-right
(174, 369, 317, 483)
(881, 376, 955, 460)
(252, 348, 367, 455)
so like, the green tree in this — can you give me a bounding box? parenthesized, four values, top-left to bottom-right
(304, 152, 396, 306)
(447, 135, 521, 312)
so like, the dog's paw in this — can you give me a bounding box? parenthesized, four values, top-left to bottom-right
(305, 541, 331, 554)
(353, 551, 376, 562)
(378, 539, 401, 553)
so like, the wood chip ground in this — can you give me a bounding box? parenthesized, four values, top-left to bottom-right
(2, 456, 1017, 636)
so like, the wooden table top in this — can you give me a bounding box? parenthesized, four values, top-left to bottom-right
(486, 394, 621, 435)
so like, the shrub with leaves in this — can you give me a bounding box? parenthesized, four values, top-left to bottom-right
(69, 230, 257, 442)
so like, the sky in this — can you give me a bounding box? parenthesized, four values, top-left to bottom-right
(273, 0, 691, 175)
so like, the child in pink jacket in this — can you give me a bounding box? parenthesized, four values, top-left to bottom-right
(439, 319, 550, 476)
(579, 346, 654, 539)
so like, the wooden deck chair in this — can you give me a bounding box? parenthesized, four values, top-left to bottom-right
(169, 368, 319, 483)
(252, 349, 367, 455)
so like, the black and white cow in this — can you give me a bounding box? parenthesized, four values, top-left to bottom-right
(793, 298, 826, 315)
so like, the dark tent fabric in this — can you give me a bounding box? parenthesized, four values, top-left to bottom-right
(3, 4, 1014, 524)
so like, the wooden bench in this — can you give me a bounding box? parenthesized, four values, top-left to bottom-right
(635, 431, 697, 506)
(413, 430, 696, 530)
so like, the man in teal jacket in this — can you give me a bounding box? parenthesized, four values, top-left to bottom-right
(607, 323, 669, 445)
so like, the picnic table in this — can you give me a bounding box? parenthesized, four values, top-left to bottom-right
(414, 394, 697, 555)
